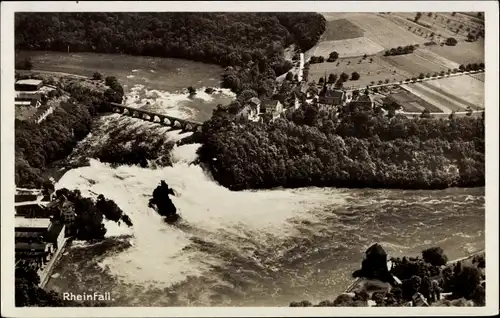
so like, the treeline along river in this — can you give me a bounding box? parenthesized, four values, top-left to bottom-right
(31, 52, 485, 306)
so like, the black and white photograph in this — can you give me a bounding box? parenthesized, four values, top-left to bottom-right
(1, 1, 498, 317)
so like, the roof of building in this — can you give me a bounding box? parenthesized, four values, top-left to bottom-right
(15, 242, 51, 251)
(249, 97, 261, 105)
(262, 99, 281, 108)
(15, 204, 48, 217)
(15, 216, 51, 229)
(356, 94, 374, 104)
(320, 86, 345, 98)
(16, 79, 43, 86)
(15, 231, 44, 239)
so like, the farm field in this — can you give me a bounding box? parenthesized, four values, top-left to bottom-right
(423, 76, 484, 109)
(381, 52, 451, 77)
(414, 48, 460, 69)
(402, 78, 483, 113)
(309, 37, 385, 59)
(390, 12, 467, 41)
(308, 56, 406, 89)
(427, 39, 484, 65)
(346, 13, 427, 48)
(387, 89, 444, 113)
(321, 18, 364, 41)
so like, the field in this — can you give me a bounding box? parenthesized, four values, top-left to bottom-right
(308, 56, 406, 88)
(424, 76, 484, 109)
(387, 89, 444, 113)
(401, 75, 484, 113)
(427, 39, 484, 65)
(308, 13, 428, 59)
(345, 13, 427, 49)
(310, 37, 385, 59)
(321, 19, 364, 41)
(382, 52, 452, 77)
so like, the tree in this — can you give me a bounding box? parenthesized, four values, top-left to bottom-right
(319, 77, 324, 84)
(420, 108, 431, 118)
(402, 275, 422, 300)
(351, 72, 360, 81)
(414, 12, 422, 22)
(328, 73, 337, 83)
(446, 37, 458, 46)
(418, 73, 425, 79)
(451, 12, 456, 16)
(363, 54, 368, 60)
(427, 12, 432, 17)
(422, 247, 448, 266)
(453, 266, 481, 298)
(328, 51, 339, 62)
(285, 71, 294, 81)
(92, 72, 103, 80)
(339, 72, 349, 82)
(458, 64, 465, 71)
(466, 106, 473, 116)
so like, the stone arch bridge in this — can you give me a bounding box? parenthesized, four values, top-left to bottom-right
(110, 103, 203, 132)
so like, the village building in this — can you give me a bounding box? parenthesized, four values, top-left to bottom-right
(349, 92, 375, 112)
(15, 188, 43, 203)
(260, 99, 284, 122)
(15, 216, 65, 270)
(318, 81, 346, 107)
(15, 97, 41, 108)
(15, 79, 43, 91)
(15, 204, 53, 219)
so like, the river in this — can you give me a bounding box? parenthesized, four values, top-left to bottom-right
(36, 52, 484, 306)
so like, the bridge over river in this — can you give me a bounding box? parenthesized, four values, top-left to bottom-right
(110, 102, 203, 132)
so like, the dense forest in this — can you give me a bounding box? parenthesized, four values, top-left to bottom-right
(198, 99, 484, 190)
(15, 12, 326, 94)
(290, 247, 485, 307)
(15, 74, 124, 188)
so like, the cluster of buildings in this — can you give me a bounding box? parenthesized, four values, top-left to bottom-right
(237, 97, 285, 123)
(236, 77, 377, 124)
(15, 187, 76, 284)
(15, 78, 56, 124)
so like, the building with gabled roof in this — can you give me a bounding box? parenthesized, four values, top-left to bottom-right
(318, 79, 346, 106)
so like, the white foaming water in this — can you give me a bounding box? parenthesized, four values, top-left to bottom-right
(124, 84, 235, 120)
(56, 123, 344, 288)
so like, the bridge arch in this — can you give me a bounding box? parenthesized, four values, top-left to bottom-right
(110, 103, 202, 131)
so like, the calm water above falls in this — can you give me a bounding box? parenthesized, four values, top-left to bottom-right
(35, 52, 485, 306)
